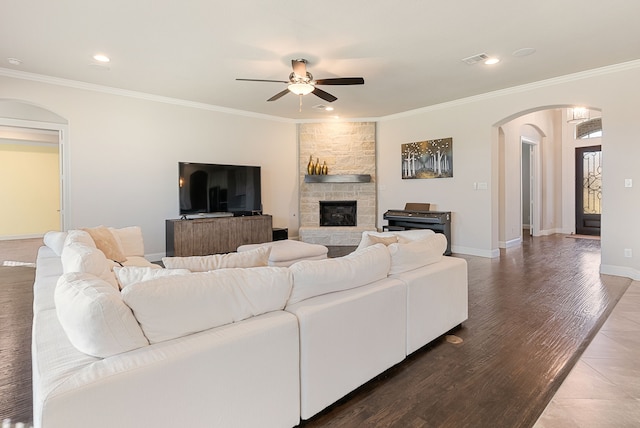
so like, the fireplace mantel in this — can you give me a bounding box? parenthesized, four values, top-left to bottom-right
(304, 174, 371, 183)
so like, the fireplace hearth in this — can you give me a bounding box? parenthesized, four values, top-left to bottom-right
(320, 201, 357, 227)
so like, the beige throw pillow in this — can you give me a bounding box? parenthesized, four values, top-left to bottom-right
(109, 226, 145, 257)
(82, 226, 127, 263)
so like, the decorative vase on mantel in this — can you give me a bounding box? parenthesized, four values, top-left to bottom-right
(321, 161, 328, 175)
(314, 158, 321, 175)
(307, 155, 314, 175)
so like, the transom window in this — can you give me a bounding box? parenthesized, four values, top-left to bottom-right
(576, 117, 602, 139)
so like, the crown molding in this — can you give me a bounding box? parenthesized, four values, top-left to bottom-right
(3, 58, 640, 125)
(0, 67, 295, 124)
(379, 59, 640, 122)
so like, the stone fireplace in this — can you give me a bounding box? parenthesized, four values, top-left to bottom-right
(298, 122, 377, 245)
(319, 201, 357, 227)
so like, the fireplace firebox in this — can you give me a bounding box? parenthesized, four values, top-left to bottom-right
(319, 200, 357, 227)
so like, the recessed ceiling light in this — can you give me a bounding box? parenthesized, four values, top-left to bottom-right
(325, 106, 334, 111)
(484, 57, 500, 65)
(93, 54, 110, 63)
(512, 47, 536, 57)
(7, 57, 22, 66)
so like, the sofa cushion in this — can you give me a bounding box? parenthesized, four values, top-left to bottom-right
(162, 246, 271, 272)
(110, 226, 145, 257)
(387, 233, 447, 275)
(82, 226, 127, 263)
(237, 240, 328, 267)
(287, 243, 391, 305)
(113, 266, 190, 289)
(61, 243, 119, 289)
(43, 231, 68, 256)
(356, 229, 436, 251)
(121, 267, 292, 344)
(54, 272, 149, 358)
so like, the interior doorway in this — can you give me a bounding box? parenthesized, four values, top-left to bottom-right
(0, 125, 62, 237)
(521, 140, 535, 236)
(575, 145, 602, 235)
(0, 100, 69, 238)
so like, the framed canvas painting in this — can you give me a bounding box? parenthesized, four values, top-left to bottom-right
(401, 137, 453, 179)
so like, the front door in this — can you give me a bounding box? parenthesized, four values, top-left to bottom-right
(575, 145, 601, 235)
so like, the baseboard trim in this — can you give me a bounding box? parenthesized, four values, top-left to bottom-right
(451, 245, 499, 258)
(600, 264, 640, 281)
(499, 237, 522, 249)
(0, 233, 44, 241)
(535, 229, 562, 236)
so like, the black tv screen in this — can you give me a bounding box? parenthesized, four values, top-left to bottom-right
(179, 162, 262, 216)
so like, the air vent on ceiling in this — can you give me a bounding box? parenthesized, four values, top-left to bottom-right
(313, 104, 328, 110)
(461, 53, 489, 65)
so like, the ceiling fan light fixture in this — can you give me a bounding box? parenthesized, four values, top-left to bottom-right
(288, 83, 314, 95)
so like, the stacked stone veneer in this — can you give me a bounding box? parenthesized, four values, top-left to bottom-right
(299, 122, 377, 245)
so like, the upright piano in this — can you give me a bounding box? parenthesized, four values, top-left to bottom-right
(383, 203, 452, 255)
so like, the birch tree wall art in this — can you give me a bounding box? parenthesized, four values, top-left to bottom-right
(401, 137, 453, 179)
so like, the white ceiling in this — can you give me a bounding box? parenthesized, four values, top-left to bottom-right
(2, 0, 640, 120)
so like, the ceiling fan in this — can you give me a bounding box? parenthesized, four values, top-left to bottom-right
(236, 59, 364, 103)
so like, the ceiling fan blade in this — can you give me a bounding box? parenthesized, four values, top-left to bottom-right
(236, 78, 289, 83)
(312, 87, 338, 102)
(267, 89, 291, 102)
(314, 77, 365, 85)
(291, 59, 307, 77)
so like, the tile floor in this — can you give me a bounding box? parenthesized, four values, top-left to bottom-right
(534, 280, 640, 427)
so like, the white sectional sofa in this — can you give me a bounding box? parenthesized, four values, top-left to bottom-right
(32, 227, 467, 428)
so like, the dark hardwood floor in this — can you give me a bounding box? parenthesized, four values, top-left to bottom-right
(303, 235, 630, 427)
(0, 234, 631, 427)
(0, 266, 34, 424)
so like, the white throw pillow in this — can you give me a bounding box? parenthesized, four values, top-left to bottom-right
(55, 272, 149, 358)
(122, 267, 292, 344)
(113, 266, 191, 289)
(355, 229, 436, 251)
(110, 226, 145, 257)
(387, 233, 447, 275)
(61, 243, 119, 289)
(63, 229, 96, 248)
(162, 246, 271, 272)
(43, 231, 68, 256)
(287, 243, 391, 305)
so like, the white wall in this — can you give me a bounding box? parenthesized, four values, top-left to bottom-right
(0, 76, 298, 259)
(377, 62, 640, 278)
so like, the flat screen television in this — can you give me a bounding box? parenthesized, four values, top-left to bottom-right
(179, 162, 262, 216)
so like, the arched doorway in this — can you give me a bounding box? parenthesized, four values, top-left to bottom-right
(494, 105, 603, 249)
(0, 99, 69, 236)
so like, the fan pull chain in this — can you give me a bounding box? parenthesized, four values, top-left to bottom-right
(299, 94, 303, 112)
